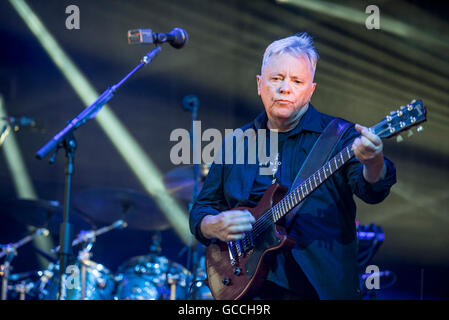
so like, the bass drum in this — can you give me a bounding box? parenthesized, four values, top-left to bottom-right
(115, 255, 191, 300)
(38, 260, 115, 300)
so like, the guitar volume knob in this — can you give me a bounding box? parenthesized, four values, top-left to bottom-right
(233, 267, 242, 276)
(222, 277, 231, 286)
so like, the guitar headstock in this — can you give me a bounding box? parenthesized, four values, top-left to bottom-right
(371, 99, 427, 141)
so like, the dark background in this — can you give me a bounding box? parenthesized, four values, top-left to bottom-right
(0, 0, 448, 299)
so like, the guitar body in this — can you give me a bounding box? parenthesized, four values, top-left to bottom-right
(206, 183, 295, 300)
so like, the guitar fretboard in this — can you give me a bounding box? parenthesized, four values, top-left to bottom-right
(251, 144, 355, 239)
(272, 145, 354, 223)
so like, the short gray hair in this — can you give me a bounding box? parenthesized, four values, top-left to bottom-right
(261, 32, 319, 74)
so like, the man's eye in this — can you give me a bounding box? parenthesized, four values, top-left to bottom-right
(271, 77, 282, 81)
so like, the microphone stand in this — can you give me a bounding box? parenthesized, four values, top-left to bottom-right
(35, 46, 162, 300)
(182, 95, 204, 299)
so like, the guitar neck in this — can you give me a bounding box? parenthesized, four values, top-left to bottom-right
(270, 144, 354, 223)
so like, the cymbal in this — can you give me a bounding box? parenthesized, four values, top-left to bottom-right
(0, 198, 61, 228)
(164, 164, 210, 201)
(73, 187, 170, 231)
(0, 198, 93, 235)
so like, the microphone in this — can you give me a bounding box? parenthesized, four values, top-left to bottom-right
(128, 27, 188, 49)
(2, 116, 37, 128)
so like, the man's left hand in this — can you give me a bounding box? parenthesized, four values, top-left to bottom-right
(352, 124, 386, 183)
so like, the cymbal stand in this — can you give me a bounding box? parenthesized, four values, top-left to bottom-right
(0, 228, 49, 300)
(8, 281, 35, 300)
(182, 95, 205, 299)
(77, 239, 94, 300)
(49, 220, 127, 300)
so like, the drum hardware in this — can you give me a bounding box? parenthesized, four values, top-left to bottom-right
(51, 219, 127, 254)
(114, 254, 191, 300)
(7, 281, 35, 300)
(38, 219, 126, 300)
(163, 164, 210, 202)
(356, 222, 396, 299)
(73, 188, 170, 231)
(0, 198, 62, 229)
(0, 228, 49, 300)
(38, 259, 115, 300)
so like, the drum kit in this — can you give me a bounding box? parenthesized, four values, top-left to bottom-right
(0, 165, 213, 300)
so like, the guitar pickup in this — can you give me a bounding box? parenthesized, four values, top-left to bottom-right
(228, 241, 237, 266)
(235, 239, 244, 257)
(242, 232, 254, 253)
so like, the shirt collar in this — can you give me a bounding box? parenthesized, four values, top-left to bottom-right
(253, 103, 323, 136)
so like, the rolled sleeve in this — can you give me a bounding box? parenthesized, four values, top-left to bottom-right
(346, 157, 397, 204)
(189, 162, 227, 246)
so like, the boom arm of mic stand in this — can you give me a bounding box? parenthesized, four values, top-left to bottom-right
(35, 45, 162, 160)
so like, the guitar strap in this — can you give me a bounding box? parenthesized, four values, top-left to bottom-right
(284, 118, 352, 230)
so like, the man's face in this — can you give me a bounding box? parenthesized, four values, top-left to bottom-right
(257, 53, 316, 124)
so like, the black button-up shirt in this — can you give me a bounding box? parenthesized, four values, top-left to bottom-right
(189, 104, 397, 299)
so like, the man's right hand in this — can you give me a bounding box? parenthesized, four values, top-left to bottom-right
(200, 210, 256, 242)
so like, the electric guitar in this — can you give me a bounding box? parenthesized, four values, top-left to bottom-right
(205, 99, 427, 300)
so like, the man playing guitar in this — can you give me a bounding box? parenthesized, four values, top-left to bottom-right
(189, 32, 396, 299)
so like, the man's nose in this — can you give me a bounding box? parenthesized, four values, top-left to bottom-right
(278, 80, 291, 94)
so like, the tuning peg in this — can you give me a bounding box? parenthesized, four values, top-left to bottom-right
(396, 135, 404, 143)
(417, 125, 423, 132)
(407, 130, 414, 137)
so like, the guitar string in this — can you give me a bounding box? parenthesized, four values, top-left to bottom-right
(250, 145, 356, 239)
(243, 121, 384, 241)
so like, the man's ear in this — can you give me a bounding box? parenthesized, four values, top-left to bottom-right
(310, 82, 317, 99)
(256, 75, 261, 96)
